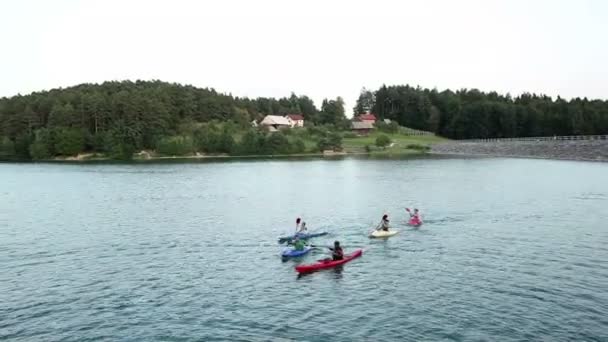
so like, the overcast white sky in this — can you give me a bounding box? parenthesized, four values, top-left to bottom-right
(1, 0, 607, 114)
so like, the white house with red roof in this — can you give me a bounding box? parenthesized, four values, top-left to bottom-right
(260, 115, 291, 131)
(356, 113, 377, 125)
(285, 114, 305, 128)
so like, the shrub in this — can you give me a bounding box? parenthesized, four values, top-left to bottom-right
(376, 121, 400, 134)
(235, 129, 264, 155)
(342, 132, 358, 139)
(156, 135, 195, 156)
(194, 125, 234, 153)
(54, 128, 85, 156)
(29, 141, 52, 160)
(364, 145, 371, 153)
(0, 136, 15, 157)
(317, 131, 342, 151)
(291, 138, 306, 154)
(406, 143, 430, 151)
(218, 129, 235, 153)
(264, 132, 290, 154)
(29, 129, 55, 158)
(375, 134, 391, 148)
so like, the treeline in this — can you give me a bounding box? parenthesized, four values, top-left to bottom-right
(0, 80, 347, 159)
(356, 86, 608, 139)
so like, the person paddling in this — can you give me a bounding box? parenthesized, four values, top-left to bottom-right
(378, 214, 390, 231)
(328, 241, 344, 260)
(297, 221, 308, 234)
(406, 208, 422, 224)
(293, 236, 307, 251)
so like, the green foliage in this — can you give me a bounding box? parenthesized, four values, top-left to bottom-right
(291, 138, 306, 154)
(371, 85, 608, 138)
(218, 129, 235, 153)
(406, 143, 430, 151)
(319, 97, 346, 125)
(375, 134, 392, 148)
(0, 80, 321, 159)
(376, 121, 399, 133)
(234, 130, 307, 155)
(317, 131, 342, 151)
(364, 145, 371, 153)
(193, 124, 234, 154)
(54, 128, 85, 156)
(29, 129, 54, 160)
(13, 134, 32, 159)
(106, 123, 138, 160)
(354, 88, 375, 114)
(156, 135, 195, 156)
(0, 136, 15, 157)
(235, 129, 265, 155)
(342, 132, 358, 139)
(29, 141, 51, 160)
(264, 132, 290, 154)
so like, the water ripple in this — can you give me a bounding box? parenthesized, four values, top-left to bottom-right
(1, 159, 607, 341)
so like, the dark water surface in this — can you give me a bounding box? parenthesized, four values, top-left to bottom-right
(1, 157, 607, 341)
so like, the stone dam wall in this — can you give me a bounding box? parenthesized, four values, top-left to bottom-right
(431, 139, 608, 162)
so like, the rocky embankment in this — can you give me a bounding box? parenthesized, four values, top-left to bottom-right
(431, 139, 608, 162)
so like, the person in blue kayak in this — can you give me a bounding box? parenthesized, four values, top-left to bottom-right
(328, 241, 344, 260)
(379, 214, 390, 231)
(293, 236, 307, 251)
(297, 221, 308, 234)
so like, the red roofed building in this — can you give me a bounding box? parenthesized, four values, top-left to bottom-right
(356, 113, 377, 125)
(285, 114, 305, 128)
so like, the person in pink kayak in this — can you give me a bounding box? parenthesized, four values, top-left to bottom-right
(406, 208, 422, 225)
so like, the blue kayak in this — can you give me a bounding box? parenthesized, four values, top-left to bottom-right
(278, 232, 328, 244)
(282, 246, 313, 258)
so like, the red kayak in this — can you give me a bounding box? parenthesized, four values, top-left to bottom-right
(295, 249, 363, 273)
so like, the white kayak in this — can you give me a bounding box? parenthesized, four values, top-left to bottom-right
(369, 229, 399, 238)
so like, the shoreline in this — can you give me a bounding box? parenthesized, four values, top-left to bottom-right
(0, 150, 429, 164)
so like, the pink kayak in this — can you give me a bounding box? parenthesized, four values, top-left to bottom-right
(408, 218, 423, 227)
(295, 249, 363, 273)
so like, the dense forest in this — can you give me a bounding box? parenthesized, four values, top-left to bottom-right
(2, 80, 607, 160)
(355, 85, 608, 139)
(0, 80, 347, 159)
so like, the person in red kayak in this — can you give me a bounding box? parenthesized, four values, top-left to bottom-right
(328, 241, 344, 260)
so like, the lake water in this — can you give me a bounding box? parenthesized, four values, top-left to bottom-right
(1, 157, 607, 341)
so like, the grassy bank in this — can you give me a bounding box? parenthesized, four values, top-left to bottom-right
(343, 133, 447, 155)
(2, 125, 449, 162)
(42, 133, 446, 162)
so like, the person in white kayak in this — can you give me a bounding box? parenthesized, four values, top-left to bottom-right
(295, 217, 302, 232)
(379, 214, 390, 231)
